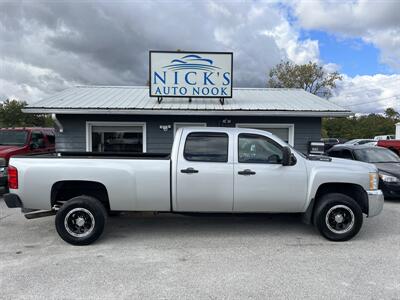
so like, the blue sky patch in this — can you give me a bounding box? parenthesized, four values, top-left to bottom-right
(300, 30, 392, 76)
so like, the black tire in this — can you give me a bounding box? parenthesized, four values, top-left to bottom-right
(313, 193, 363, 241)
(55, 195, 107, 245)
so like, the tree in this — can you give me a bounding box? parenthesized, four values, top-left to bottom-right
(0, 99, 53, 127)
(384, 107, 399, 120)
(267, 61, 342, 98)
(322, 108, 399, 139)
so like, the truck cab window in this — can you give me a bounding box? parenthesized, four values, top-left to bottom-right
(31, 131, 45, 148)
(46, 134, 55, 145)
(328, 150, 341, 158)
(238, 133, 283, 164)
(184, 132, 228, 162)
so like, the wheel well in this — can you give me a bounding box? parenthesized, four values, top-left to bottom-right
(51, 181, 110, 210)
(314, 183, 368, 215)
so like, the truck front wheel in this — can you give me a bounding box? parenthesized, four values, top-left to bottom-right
(313, 193, 363, 241)
(55, 196, 107, 245)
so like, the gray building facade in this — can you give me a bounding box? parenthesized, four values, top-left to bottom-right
(24, 86, 351, 154)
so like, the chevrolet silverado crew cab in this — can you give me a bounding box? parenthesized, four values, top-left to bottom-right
(4, 127, 384, 245)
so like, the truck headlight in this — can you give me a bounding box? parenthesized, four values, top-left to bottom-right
(379, 172, 399, 183)
(369, 172, 379, 190)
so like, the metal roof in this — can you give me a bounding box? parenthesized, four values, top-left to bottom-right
(24, 86, 352, 117)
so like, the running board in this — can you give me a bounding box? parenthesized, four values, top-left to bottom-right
(24, 210, 56, 219)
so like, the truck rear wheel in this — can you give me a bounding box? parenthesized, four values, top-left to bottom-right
(313, 193, 363, 241)
(55, 196, 107, 245)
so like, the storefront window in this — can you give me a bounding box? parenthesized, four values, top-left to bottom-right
(91, 125, 144, 153)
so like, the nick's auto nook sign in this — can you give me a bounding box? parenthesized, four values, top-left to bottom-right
(149, 51, 233, 99)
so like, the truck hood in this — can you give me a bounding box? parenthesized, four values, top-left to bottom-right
(0, 146, 25, 157)
(307, 156, 377, 173)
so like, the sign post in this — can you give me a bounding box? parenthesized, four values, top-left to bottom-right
(149, 51, 233, 104)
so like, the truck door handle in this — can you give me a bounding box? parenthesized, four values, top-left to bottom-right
(181, 167, 199, 174)
(238, 169, 256, 175)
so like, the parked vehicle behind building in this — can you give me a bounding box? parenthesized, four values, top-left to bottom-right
(0, 128, 55, 190)
(376, 139, 400, 156)
(327, 144, 400, 199)
(374, 135, 395, 141)
(4, 127, 383, 245)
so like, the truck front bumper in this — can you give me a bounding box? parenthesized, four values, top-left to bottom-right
(4, 193, 23, 208)
(367, 190, 384, 217)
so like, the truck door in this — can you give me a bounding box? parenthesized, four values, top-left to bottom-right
(233, 133, 307, 212)
(175, 131, 234, 212)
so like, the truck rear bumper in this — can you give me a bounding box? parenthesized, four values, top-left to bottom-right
(367, 190, 384, 217)
(4, 193, 22, 208)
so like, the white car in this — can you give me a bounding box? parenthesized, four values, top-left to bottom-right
(374, 135, 395, 141)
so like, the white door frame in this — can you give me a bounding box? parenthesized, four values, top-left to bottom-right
(86, 121, 147, 152)
(235, 123, 295, 146)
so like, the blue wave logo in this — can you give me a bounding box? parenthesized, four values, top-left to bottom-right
(163, 54, 221, 72)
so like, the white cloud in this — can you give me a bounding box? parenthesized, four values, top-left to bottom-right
(0, 0, 321, 102)
(290, 0, 400, 71)
(262, 22, 320, 64)
(330, 74, 400, 113)
(1, 0, 397, 116)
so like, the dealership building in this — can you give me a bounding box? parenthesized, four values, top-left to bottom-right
(24, 85, 351, 154)
(24, 51, 350, 154)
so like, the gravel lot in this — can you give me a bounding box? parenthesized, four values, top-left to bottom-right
(1, 197, 399, 299)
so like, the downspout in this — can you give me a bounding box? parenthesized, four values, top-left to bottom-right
(52, 114, 63, 133)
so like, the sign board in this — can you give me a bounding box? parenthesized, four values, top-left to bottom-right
(149, 51, 233, 99)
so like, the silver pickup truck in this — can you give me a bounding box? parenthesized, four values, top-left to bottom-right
(4, 127, 384, 245)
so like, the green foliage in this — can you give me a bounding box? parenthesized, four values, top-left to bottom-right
(384, 107, 399, 120)
(268, 61, 342, 98)
(322, 108, 398, 139)
(0, 99, 54, 128)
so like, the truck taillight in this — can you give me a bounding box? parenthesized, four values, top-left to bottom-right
(8, 165, 18, 189)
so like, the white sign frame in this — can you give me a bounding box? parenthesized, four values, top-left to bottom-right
(149, 51, 233, 99)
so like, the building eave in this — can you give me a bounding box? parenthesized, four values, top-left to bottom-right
(22, 108, 352, 117)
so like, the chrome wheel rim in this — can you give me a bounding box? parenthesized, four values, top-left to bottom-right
(325, 205, 355, 234)
(64, 208, 95, 238)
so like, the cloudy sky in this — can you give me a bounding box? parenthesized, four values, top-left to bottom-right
(0, 0, 399, 113)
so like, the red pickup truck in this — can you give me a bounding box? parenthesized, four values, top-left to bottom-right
(377, 140, 400, 156)
(0, 128, 55, 189)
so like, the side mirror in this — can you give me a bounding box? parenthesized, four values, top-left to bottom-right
(282, 146, 292, 166)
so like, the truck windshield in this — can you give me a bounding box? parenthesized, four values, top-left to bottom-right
(0, 130, 28, 146)
(354, 148, 400, 163)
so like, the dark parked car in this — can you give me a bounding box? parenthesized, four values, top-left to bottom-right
(320, 138, 341, 152)
(344, 139, 375, 145)
(327, 144, 400, 199)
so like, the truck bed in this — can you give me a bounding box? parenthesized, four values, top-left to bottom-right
(9, 154, 171, 211)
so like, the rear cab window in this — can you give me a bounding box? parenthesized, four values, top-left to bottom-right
(184, 132, 229, 162)
(45, 130, 56, 146)
(30, 131, 45, 149)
